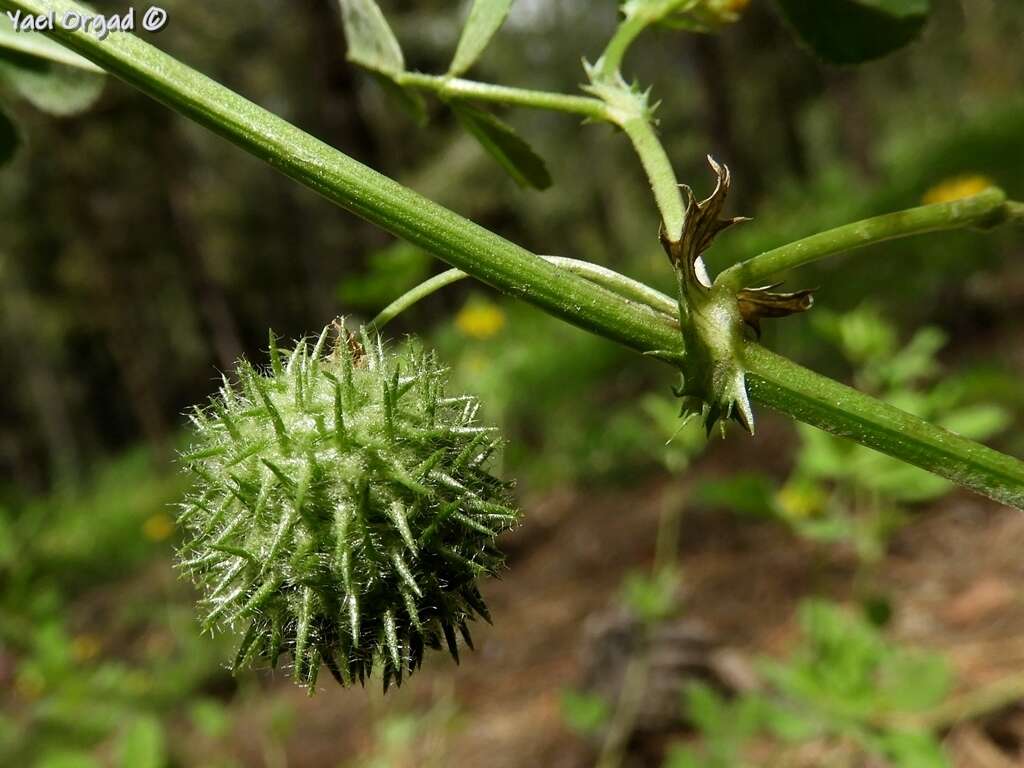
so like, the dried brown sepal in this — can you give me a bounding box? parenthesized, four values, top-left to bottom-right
(737, 284, 816, 338)
(660, 156, 750, 301)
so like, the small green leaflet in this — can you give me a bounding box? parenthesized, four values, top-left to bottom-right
(337, 0, 405, 77)
(0, 61, 105, 116)
(775, 0, 931, 65)
(0, 14, 103, 72)
(451, 101, 551, 190)
(0, 105, 18, 165)
(115, 717, 166, 768)
(0, 13, 105, 117)
(0, 12, 107, 167)
(449, 0, 515, 77)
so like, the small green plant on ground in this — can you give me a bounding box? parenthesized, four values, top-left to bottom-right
(665, 599, 952, 768)
(0, 450, 232, 767)
(3, 0, 1023, 697)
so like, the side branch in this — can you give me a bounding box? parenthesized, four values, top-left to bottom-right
(369, 257, 679, 332)
(395, 72, 611, 121)
(718, 188, 1011, 290)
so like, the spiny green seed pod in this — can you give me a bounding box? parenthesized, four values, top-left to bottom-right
(178, 325, 518, 692)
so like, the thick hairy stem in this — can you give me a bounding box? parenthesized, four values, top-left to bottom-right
(10, 0, 1024, 509)
(718, 188, 1012, 290)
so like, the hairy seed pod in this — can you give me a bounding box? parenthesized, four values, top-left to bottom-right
(178, 325, 518, 692)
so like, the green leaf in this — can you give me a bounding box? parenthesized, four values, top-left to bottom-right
(0, 104, 18, 165)
(0, 14, 103, 72)
(939, 404, 1011, 442)
(762, 702, 822, 743)
(0, 59, 104, 116)
(337, 0, 404, 76)
(683, 682, 729, 733)
(0, 12, 105, 116)
(881, 654, 950, 711)
(662, 747, 702, 768)
(37, 753, 102, 768)
(879, 730, 951, 768)
(449, 0, 514, 76)
(775, 0, 931, 65)
(188, 698, 232, 738)
(560, 689, 611, 736)
(620, 565, 680, 622)
(116, 717, 166, 768)
(450, 102, 551, 190)
(692, 472, 776, 518)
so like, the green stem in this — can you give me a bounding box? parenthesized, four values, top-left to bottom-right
(368, 256, 679, 331)
(596, 13, 650, 79)
(369, 269, 468, 332)
(744, 343, 1024, 510)
(397, 73, 685, 239)
(11, 0, 1024, 510)
(718, 188, 1010, 290)
(0, 0, 672, 350)
(395, 72, 610, 121)
(595, 0, 700, 80)
(621, 117, 687, 241)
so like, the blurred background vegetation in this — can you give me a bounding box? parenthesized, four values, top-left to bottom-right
(1, 1, 1024, 765)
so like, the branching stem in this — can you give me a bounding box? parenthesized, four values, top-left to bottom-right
(395, 72, 611, 121)
(596, 12, 651, 80)
(7, 0, 1024, 510)
(718, 188, 1012, 290)
(369, 256, 679, 332)
(396, 70, 686, 238)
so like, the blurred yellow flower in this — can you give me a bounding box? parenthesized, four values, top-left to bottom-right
(775, 482, 827, 521)
(143, 512, 174, 542)
(455, 301, 506, 340)
(922, 174, 994, 205)
(71, 633, 102, 662)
